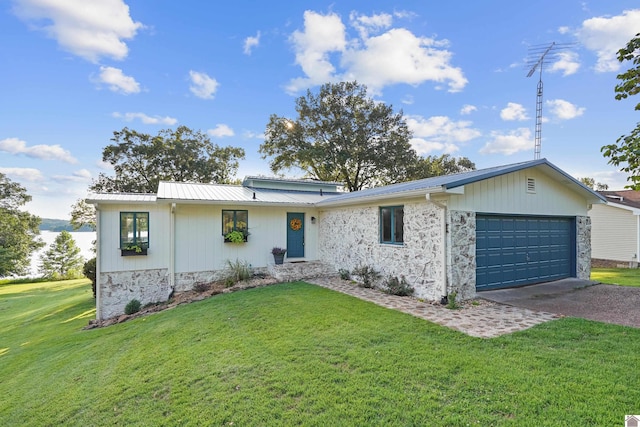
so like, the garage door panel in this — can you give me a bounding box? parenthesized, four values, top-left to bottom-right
(476, 215, 574, 291)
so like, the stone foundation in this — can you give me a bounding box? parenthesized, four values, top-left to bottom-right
(99, 268, 170, 319)
(267, 261, 336, 282)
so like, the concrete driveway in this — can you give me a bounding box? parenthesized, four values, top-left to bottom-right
(478, 278, 640, 328)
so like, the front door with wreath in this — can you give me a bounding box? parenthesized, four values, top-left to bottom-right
(286, 212, 305, 258)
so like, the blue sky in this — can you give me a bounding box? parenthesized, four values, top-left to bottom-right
(1, 1, 640, 219)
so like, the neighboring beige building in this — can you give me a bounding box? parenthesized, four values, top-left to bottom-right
(590, 190, 640, 267)
(88, 159, 604, 320)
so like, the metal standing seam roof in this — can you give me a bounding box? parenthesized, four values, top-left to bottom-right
(156, 181, 339, 205)
(86, 193, 157, 203)
(86, 159, 605, 207)
(315, 158, 606, 206)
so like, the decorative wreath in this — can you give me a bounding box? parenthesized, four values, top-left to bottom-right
(289, 218, 302, 231)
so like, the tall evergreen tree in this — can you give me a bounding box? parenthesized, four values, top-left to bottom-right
(39, 231, 85, 280)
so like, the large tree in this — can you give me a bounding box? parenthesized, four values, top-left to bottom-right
(260, 81, 420, 192)
(38, 230, 84, 280)
(91, 126, 246, 193)
(410, 154, 475, 180)
(601, 33, 640, 189)
(0, 173, 44, 277)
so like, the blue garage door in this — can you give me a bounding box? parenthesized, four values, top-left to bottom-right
(476, 215, 574, 291)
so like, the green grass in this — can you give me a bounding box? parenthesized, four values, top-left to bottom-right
(1, 279, 639, 426)
(591, 267, 640, 287)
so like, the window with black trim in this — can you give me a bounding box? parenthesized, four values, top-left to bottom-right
(222, 209, 248, 240)
(380, 206, 404, 244)
(120, 212, 149, 249)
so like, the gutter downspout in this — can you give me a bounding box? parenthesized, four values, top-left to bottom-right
(170, 203, 176, 294)
(426, 194, 448, 299)
(94, 205, 102, 320)
(637, 215, 640, 268)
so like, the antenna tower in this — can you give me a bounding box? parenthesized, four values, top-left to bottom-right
(526, 42, 573, 159)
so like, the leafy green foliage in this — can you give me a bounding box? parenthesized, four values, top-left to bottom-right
(338, 268, 351, 280)
(352, 264, 381, 288)
(409, 154, 476, 180)
(124, 299, 141, 315)
(38, 231, 84, 280)
(578, 177, 609, 191)
(382, 275, 414, 296)
(260, 81, 420, 191)
(69, 199, 96, 231)
(83, 257, 97, 298)
(446, 291, 460, 310)
(90, 126, 245, 193)
(0, 173, 44, 277)
(224, 230, 246, 244)
(601, 33, 640, 188)
(1, 280, 639, 425)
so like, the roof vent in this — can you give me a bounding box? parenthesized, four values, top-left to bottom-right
(526, 177, 536, 193)
(606, 195, 623, 201)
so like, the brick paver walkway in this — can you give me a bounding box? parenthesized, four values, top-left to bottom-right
(307, 277, 559, 338)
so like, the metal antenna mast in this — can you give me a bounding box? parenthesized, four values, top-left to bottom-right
(526, 42, 573, 159)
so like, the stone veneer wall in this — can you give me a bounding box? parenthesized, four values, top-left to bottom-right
(99, 268, 170, 319)
(448, 210, 477, 300)
(576, 216, 591, 279)
(318, 201, 446, 301)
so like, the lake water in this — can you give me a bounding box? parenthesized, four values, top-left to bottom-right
(28, 231, 97, 277)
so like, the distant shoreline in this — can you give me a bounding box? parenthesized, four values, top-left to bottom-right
(39, 218, 93, 232)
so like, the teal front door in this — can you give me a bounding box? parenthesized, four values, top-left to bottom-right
(287, 212, 305, 258)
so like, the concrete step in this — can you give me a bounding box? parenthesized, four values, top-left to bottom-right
(267, 261, 338, 282)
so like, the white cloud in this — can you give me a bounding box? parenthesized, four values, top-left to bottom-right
(0, 167, 45, 182)
(13, 0, 143, 63)
(189, 70, 218, 99)
(342, 28, 467, 94)
(558, 26, 570, 34)
(549, 51, 580, 76)
(52, 169, 93, 183)
(460, 104, 477, 115)
(112, 112, 177, 125)
(546, 99, 585, 120)
(244, 31, 261, 55)
(243, 130, 264, 139)
(349, 11, 393, 39)
(480, 128, 533, 155)
(95, 66, 140, 94)
(207, 124, 235, 138)
(576, 9, 640, 72)
(286, 10, 467, 94)
(287, 11, 347, 93)
(96, 159, 114, 170)
(406, 115, 481, 155)
(0, 137, 77, 163)
(500, 103, 529, 121)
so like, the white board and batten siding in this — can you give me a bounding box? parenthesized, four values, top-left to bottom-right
(174, 204, 320, 272)
(444, 169, 590, 216)
(98, 203, 171, 272)
(589, 203, 639, 263)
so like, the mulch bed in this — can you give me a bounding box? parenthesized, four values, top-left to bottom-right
(84, 276, 280, 329)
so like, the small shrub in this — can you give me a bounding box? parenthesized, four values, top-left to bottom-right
(124, 299, 141, 315)
(193, 282, 210, 293)
(83, 257, 97, 298)
(352, 265, 381, 288)
(446, 291, 460, 310)
(382, 275, 414, 296)
(224, 259, 252, 285)
(338, 268, 351, 280)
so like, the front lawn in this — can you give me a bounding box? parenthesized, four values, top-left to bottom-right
(1, 279, 639, 425)
(591, 267, 640, 287)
